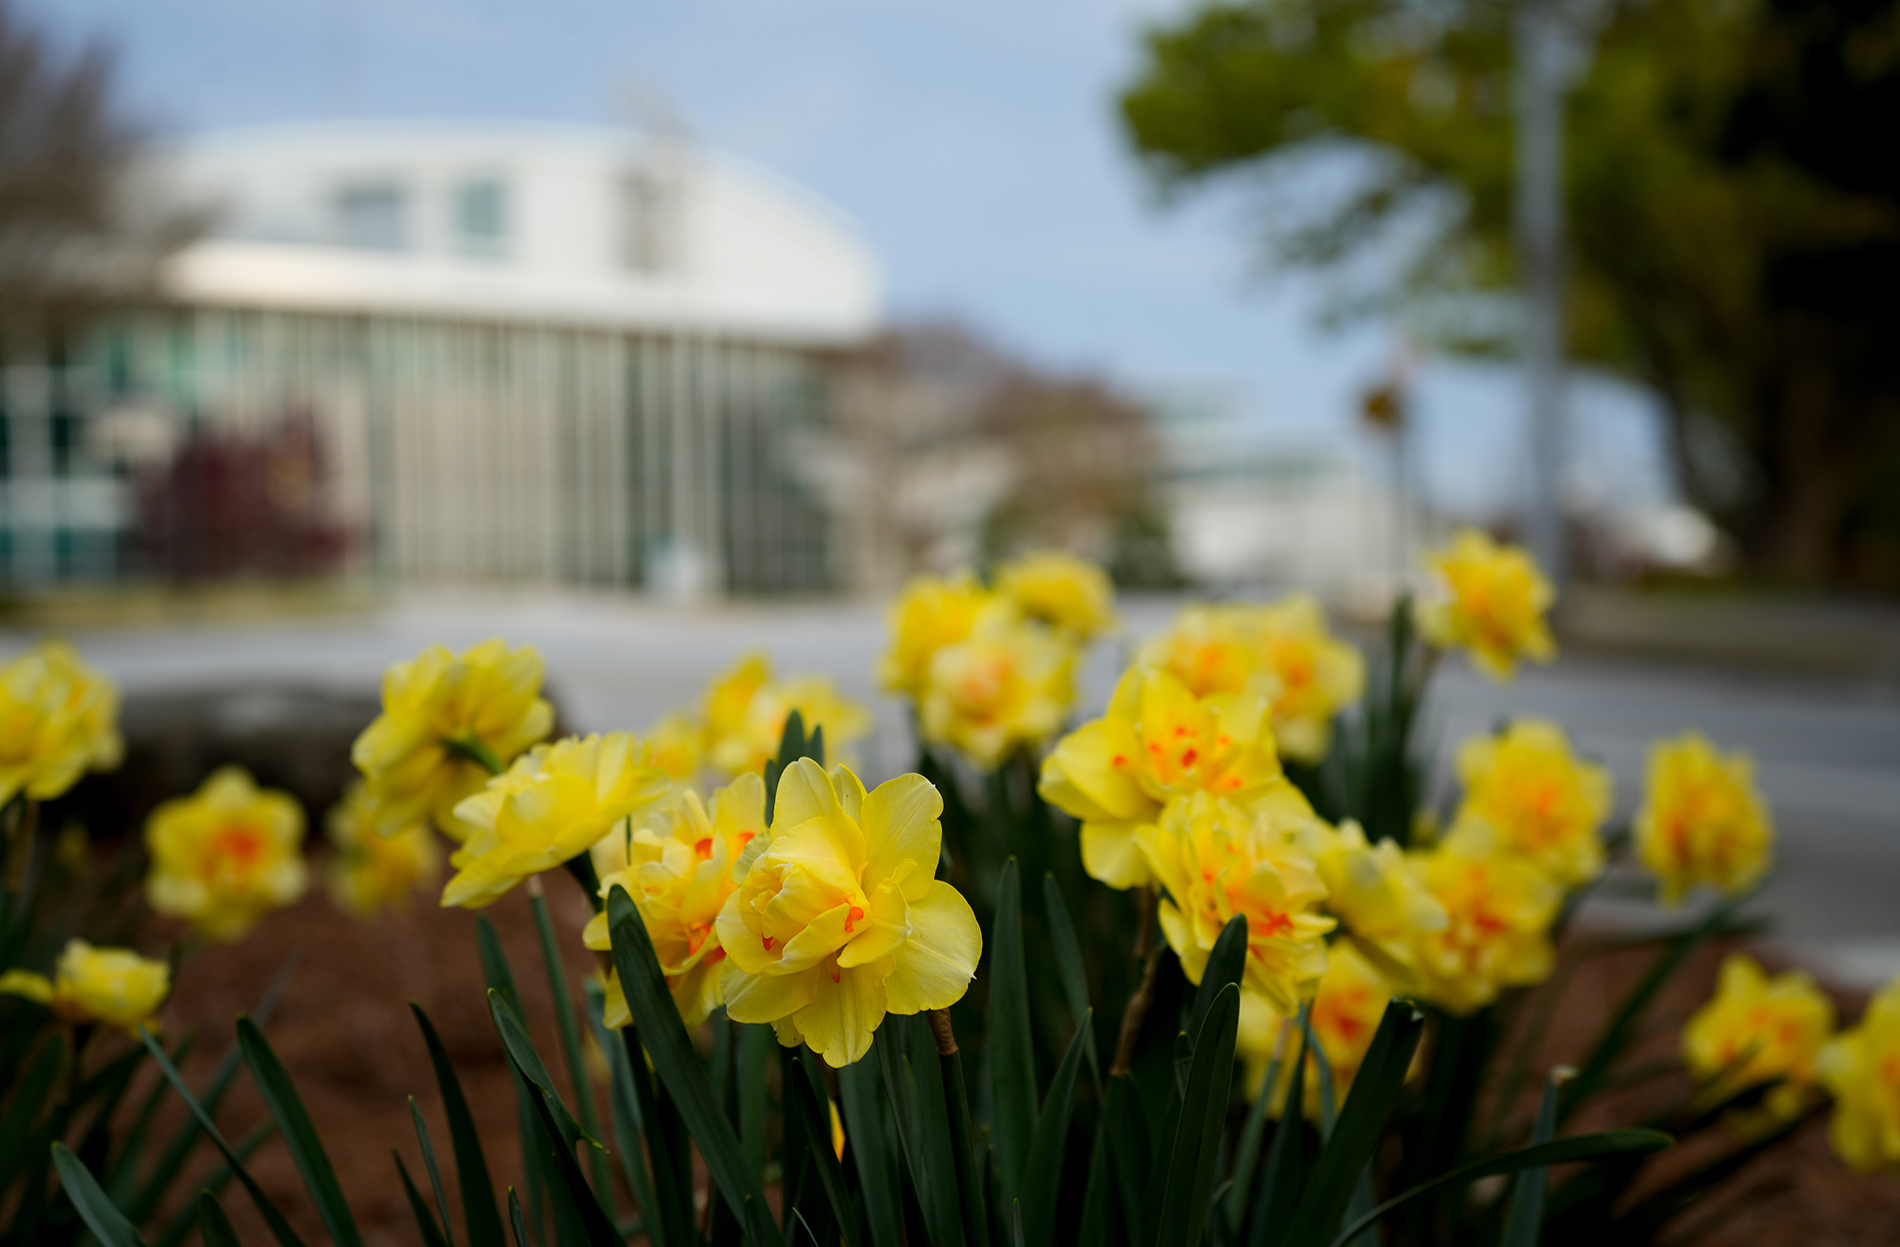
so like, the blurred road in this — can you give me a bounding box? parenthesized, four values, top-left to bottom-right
(15, 589, 1899, 986)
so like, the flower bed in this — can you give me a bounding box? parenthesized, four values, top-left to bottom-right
(4, 537, 1898, 1247)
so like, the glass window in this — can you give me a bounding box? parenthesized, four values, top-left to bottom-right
(454, 178, 509, 258)
(334, 182, 408, 251)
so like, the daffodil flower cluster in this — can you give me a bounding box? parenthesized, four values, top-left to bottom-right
(0, 640, 122, 805)
(1036, 591, 1414, 1034)
(1680, 952, 1900, 1175)
(0, 645, 169, 1037)
(1135, 594, 1365, 764)
(1683, 953, 1834, 1121)
(20, 547, 1893, 1215)
(578, 757, 991, 1068)
(1038, 666, 1282, 888)
(0, 938, 169, 1033)
(1817, 972, 1900, 1173)
(991, 549, 1118, 642)
(144, 766, 310, 942)
(631, 652, 872, 784)
(336, 638, 979, 1066)
(1634, 732, 1775, 905)
(442, 733, 671, 909)
(881, 551, 1113, 769)
(1415, 528, 1557, 681)
(1139, 787, 1336, 1016)
(1034, 593, 1426, 1046)
(324, 781, 441, 918)
(699, 654, 872, 778)
(351, 638, 555, 841)
(584, 774, 766, 1029)
(1443, 719, 1612, 888)
(714, 760, 982, 1067)
(1403, 842, 1563, 1014)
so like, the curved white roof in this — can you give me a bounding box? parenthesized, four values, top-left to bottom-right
(158, 120, 882, 345)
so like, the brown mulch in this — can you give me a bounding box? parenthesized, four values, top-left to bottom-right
(147, 879, 610, 1246)
(1515, 933, 1900, 1247)
(127, 887, 1900, 1246)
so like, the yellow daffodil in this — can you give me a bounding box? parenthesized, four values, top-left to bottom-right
(995, 550, 1117, 642)
(1240, 596, 1365, 764)
(442, 734, 670, 909)
(919, 607, 1075, 770)
(703, 653, 773, 752)
(702, 653, 872, 777)
(145, 767, 309, 942)
(1298, 819, 1446, 978)
(0, 938, 169, 1032)
(1039, 666, 1282, 890)
(644, 711, 706, 781)
(0, 640, 122, 805)
(1136, 605, 1261, 700)
(1137, 787, 1336, 1017)
(1416, 529, 1556, 680)
(1816, 973, 1900, 1174)
(878, 572, 992, 700)
(351, 639, 555, 842)
(1444, 720, 1612, 888)
(1634, 733, 1773, 905)
(585, 774, 765, 1029)
(714, 759, 982, 1067)
(324, 781, 441, 918)
(1136, 598, 1363, 763)
(1406, 837, 1562, 1015)
(1683, 954, 1833, 1120)
(1238, 942, 1395, 1118)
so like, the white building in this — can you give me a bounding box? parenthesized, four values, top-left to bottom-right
(12, 120, 881, 593)
(1149, 388, 1420, 607)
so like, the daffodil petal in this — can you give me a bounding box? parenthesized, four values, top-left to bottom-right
(771, 759, 841, 831)
(1081, 819, 1152, 890)
(722, 961, 821, 1025)
(883, 882, 981, 1015)
(601, 971, 632, 1029)
(861, 772, 943, 903)
(779, 901, 855, 973)
(0, 969, 53, 1005)
(716, 902, 773, 974)
(1039, 719, 1149, 824)
(834, 765, 866, 826)
(794, 961, 890, 1067)
(837, 883, 911, 968)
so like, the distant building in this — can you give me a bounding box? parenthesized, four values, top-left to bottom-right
(8, 120, 880, 593)
(1148, 388, 1417, 604)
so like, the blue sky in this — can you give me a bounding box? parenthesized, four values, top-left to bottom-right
(39, 0, 1670, 517)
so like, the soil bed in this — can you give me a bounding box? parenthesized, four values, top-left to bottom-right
(133, 886, 1900, 1247)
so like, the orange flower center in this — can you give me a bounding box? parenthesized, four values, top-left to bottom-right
(954, 655, 1015, 719)
(206, 824, 265, 881)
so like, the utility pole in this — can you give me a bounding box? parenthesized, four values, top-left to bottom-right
(1516, 0, 1568, 586)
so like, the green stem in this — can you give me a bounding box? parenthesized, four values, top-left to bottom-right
(4, 797, 38, 897)
(1111, 887, 1161, 1077)
(444, 736, 506, 777)
(528, 883, 615, 1202)
(927, 1009, 991, 1247)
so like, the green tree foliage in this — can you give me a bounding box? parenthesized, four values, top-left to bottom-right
(1119, 0, 1900, 585)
